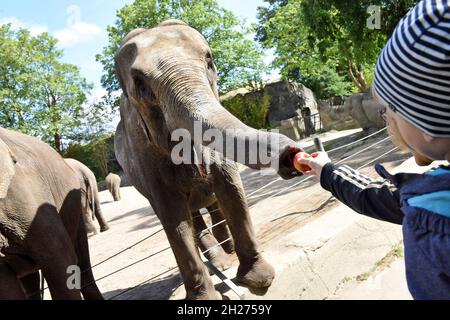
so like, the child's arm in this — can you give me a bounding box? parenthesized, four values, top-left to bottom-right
(298, 153, 404, 225)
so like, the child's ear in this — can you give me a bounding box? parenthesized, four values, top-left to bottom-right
(422, 132, 435, 143)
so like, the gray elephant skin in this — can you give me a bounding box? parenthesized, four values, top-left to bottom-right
(65, 158, 110, 235)
(0, 127, 102, 300)
(114, 20, 302, 300)
(105, 173, 122, 202)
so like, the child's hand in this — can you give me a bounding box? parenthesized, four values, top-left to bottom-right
(295, 151, 331, 179)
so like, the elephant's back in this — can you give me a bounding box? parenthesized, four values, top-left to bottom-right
(65, 158, 97, 185)
(105, 174, 113, 185)
(112, 174, 121, 184)
(0, 127, 80, 202)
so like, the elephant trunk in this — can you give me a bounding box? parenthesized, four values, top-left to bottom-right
(156, 67, 302, 179)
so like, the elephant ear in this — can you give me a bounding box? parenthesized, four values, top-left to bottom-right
(0, 139, 16, 199)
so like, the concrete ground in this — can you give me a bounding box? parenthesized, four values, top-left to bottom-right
(332, 259, 410, 300)
(54, 129, 446, 300)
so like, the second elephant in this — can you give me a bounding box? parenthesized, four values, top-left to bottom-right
(0, 127, 102, 300)
(65, 159, 110, 235)
(105, 173, 121, 202)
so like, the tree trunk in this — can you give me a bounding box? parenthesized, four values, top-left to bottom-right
(50, 93, 62, 153)
(348, 61, 369, 92)
(54, 132, 61, 153)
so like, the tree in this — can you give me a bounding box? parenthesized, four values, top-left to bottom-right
(256, 0, 420, 97)
(299, 0, 420, 92)
(96, 0, 268, 102)
(35, 62, 92, 152)
(64, 134, 121, 181)
(0, 24, 93, 152)
(222, 91, 271, 129)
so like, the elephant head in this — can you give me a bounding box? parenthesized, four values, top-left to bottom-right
(115, 20, 302, 178)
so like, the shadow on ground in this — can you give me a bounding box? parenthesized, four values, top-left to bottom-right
(109, 206, 155, 222)
(104, 272, 183, 300)
(130, 216, 162, 232)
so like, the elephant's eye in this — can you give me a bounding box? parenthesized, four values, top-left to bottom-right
(135, 77, 146, 94)
(206, 53, 214, 70)
(134, 76, 155, 100)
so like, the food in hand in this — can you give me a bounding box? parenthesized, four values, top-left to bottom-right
(293, 152, 318, 172)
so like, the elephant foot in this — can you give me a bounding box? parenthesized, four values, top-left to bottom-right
(186, 289, 222, 300)
(184, 270, 222, 300)
(100, 224, 110, 232)
(206, 254, 233, 275)
(204, 248, 233, 273)
(236, 255, 275, 288)
(86, 228, 98, 237)
(197, 232, 232, 272)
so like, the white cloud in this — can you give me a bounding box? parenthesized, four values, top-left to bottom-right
(0, 16, 48, 36)
(54, 21, 104, 48)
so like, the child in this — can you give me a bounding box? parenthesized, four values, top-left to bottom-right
(297, 0, 450, 300)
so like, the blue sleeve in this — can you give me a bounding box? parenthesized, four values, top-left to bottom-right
(320, 163, 404, 225)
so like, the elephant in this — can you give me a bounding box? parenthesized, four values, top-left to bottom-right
(105, 173, 122, 202)
(114, 19, 302, 300)
(0, 127, 103, 300)
(65, 158, 110, 235)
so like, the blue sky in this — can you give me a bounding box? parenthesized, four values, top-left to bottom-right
(0, 0, 271, 101)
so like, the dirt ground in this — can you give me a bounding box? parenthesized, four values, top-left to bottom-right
(65, 128, 412, 300)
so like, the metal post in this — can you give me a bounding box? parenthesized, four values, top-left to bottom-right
(314, 136, 325, 152)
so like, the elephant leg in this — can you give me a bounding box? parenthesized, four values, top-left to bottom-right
(0, 259, 26, 299)
(152, 186, 219, 300)
(20, 271, 42, 300)
(211, 161, 275, 289)
(206, 203, 235, 254)
(93, 189, 110, 232)
(114, 186, 121, 201)
(82, 203, 98, 236)
(192, 210, 232, 272)
(28, 205, 82, 300)
(107, 185, 115, 201)
(74, 219, 103, 300)
(84, 215, 98, 235)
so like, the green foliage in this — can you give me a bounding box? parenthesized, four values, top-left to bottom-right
(0, 24, 93, 152)
(256, 0, 353, 98)
(222, 91, 271, 129)
(256, 0, 420, 97)
(64, 135, 121, 181)
(302, 66, 353, 99)
(96, 0, 268, 100)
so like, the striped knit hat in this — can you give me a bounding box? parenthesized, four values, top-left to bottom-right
(373, 0, 450, 138)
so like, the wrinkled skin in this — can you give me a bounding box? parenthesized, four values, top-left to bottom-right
(105, 173, 122, 202)
(65, 159, 110, 235)
(114, 20, 302, 300)
(0, 127, 103, 300)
